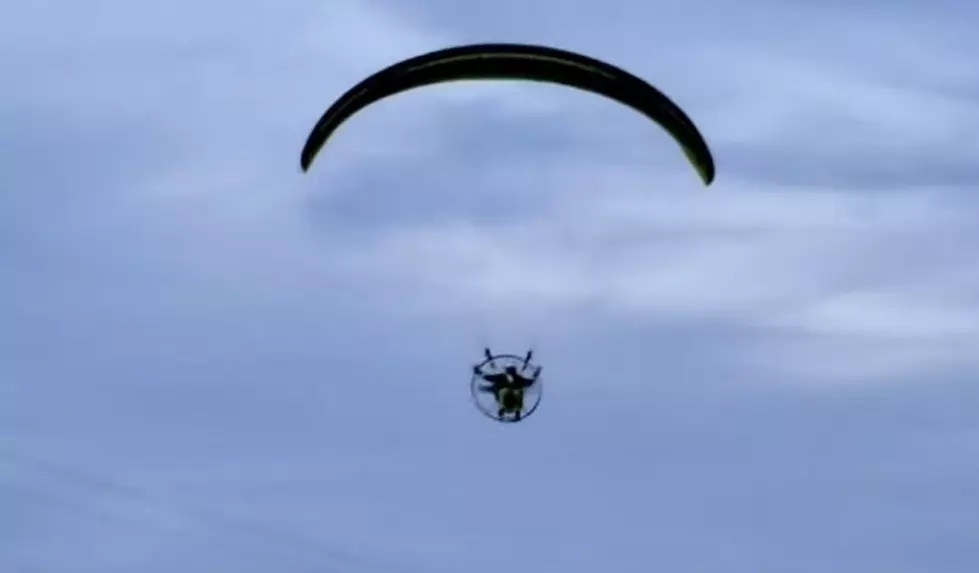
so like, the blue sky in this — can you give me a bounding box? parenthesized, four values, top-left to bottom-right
(3, 0, 979, 571)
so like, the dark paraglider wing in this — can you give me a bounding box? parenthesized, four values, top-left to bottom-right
(299, 43, 715, 185)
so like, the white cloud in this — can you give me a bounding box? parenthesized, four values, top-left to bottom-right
(771, 291, 979, 340)
(15, 0, 968, 387)
(322, 166, 979, 382)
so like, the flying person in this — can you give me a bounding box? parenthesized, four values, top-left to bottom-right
(474, 360, 541, 421)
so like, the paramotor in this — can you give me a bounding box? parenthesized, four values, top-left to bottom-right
(471, 348, 543, 423)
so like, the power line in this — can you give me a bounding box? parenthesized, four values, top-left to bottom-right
(0, 446, 434, 573)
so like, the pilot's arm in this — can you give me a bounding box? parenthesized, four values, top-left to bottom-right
(481, 372, 510, 385)
(514, 373, 537, 388)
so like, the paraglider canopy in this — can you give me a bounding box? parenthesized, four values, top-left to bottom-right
(300, 43, 715, 185)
